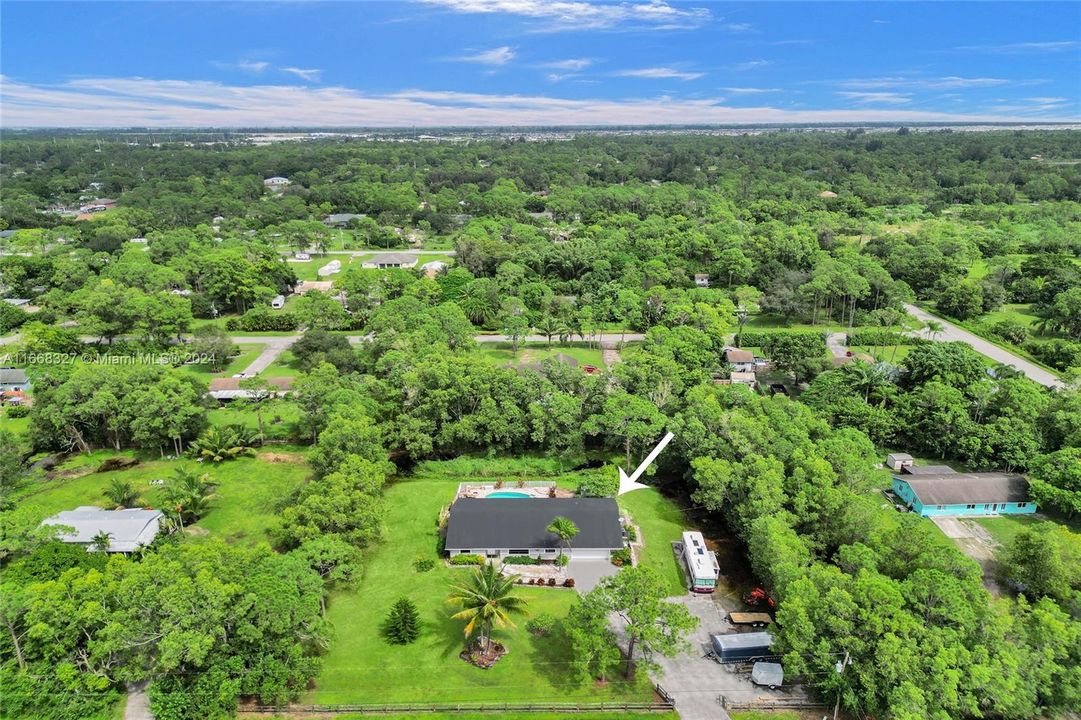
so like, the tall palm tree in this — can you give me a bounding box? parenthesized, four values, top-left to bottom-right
(447, 563, 528, 653)
(104, 478, 140, 509)
(546, 516, 579, 562)
(926, 320, 944, 341)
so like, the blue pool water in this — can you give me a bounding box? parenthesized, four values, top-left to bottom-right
(487, 491, 531, 498)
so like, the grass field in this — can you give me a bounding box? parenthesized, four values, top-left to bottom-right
(14, 451, 308, 547)
(178, 343, 263, 378)
(974, 513, 1081, 548)
(207, 400, 303, 441)
(1, 409, 30, 437)
(477, 342, 606, 368)
(617, 488, 690, 596)
(262, 349, 303, 377)
(309, 465, 693, 705)
(335, 714, 678, 720)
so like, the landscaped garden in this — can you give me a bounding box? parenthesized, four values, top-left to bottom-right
(308, 460, 692, 705)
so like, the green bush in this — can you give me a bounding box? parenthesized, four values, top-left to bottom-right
(737, 330, 822, 349)
(413, 558, 435, 573)
(610, 548, 632, 567)
(526, 613, 556, 636)
(383, 597, 420, 645)
(845, 329, 925, 347)
(555, 554, 569, 567)
(577, 472, 619, 497)
(1025, 339, 1081, 371)
(625, 525, 637, 542)
(985, 320, 1029, 346)
(225, 307, 300, 332)
(449, 553, 486, 566)
(5, 405, 29, 419)
(502, 555, 539, 565)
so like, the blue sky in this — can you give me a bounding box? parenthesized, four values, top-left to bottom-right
(1, 1, 1079, 126)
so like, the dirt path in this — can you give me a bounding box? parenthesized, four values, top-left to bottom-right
(931, 517, 1005, 596)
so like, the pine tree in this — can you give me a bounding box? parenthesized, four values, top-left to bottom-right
(384, 597, 420, 644)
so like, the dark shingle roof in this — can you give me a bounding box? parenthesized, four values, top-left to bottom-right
(899, 473, 1030, 505)
(445, 498, 623, 550)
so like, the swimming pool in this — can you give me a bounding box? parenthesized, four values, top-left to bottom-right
(487, 491, 531, 498)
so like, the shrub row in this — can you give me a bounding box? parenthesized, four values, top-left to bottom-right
(736, 330, 824, 349)
(845, 329, 926, 347)
(449, 554, 486, 566)
(225, 308, 300, 332)
(516, 577, 575, 587)
(502, 556, 540, 565)
(1024, 339, 1081, 371)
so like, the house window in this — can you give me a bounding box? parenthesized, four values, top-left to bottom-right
(1018, 502, 1027, 508)
(966, 504, 976, 510)
(984, 504, 990, 510)
(509, 549, 528, 555)
(544, 548, 556, 553)
(458, 550, 471, 554)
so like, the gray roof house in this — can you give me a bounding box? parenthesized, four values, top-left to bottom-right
(41, 506, 164, 553)
(323, 213, 367, 228)
(445, 497, 623, 561)
(0, 368, 30, 392)
(361, 253, 418, 269)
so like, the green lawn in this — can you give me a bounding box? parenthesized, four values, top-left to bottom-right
(618, 488, 689, 596)
(974, 514, 1081, 548)
(477, 342, 606, 368)
(14, 452, 308, 547)
(981, 303, 1040, 329)
(261, 349, 303, 377)
(847, 344, 913, 364)
(207, 401, 302, 441)
(309, 472, 656, 705)
(1, 409, 31, 438)
(337, 714, 677, 720)
(178, 343, 263, 378)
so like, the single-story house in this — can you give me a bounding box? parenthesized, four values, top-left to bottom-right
(361, 253, 418, 270)
(723, 348, 756, 373)
(445, 497, 624, 561)
(885, 453, 914, 472)
(694, 273, 710, 288)
(892, 472, 1036, 517)
(263, 176, 291, 188)
(323, 213, 366, 228)
(41, 506, 164, 553)
(0, 368, 30, 393)
(208, 376, 293, 401)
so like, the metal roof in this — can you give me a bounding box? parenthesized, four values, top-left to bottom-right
(445, 498, 623, 551)
(364, 253, 418, 265)
(711, 632, 773, 651)
(41, 506, 163, 552)
(0, 368, 29, 384)
(724, 348, 755, 363)
(902, 464, 957, 475)
(897, 473, 1030, 505)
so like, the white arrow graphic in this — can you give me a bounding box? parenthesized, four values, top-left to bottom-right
(618, 431, 674, 495)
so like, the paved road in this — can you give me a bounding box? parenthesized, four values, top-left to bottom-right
(904, 304, 1063, 388)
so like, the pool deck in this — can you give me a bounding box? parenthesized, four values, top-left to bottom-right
(455, 482, 573, 500)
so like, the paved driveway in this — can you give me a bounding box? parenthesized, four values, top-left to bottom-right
(567, 558, 618, 592)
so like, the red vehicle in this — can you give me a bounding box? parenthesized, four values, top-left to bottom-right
(742, 587, 776, 610)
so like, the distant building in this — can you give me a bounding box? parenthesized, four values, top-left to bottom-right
(294, 252, 311, 261)
(271, 295, 286, 309)
(694, 273, 710, 288)
(41, 507, 164, 553)
(3, 298, 30, 307)
(723, 348, 756, 373)
(317, 259, 342, 277)
(361, 253, 418, 270)
(819, 190, 838, 198)
(323, 213, 366, 228)
(892, 472, 1036, 517)
(208, 376, 294, 401)
(0, 368, 30, 393)
(263, 176, 292, 188)
(421, 260, 447, 277)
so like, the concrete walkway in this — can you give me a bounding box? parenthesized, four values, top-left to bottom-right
(124, 681, 153, 720)
(904, 304, 1063, 388)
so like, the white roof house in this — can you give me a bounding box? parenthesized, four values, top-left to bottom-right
(263, 176, 292, 187)
(361, 253, 418, 269)
(317, 259, 342, 277)
(41, 507, 164, 553)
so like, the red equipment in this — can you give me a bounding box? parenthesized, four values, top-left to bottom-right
(742, 587, 776, 610)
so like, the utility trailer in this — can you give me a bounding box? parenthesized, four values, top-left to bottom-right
(751, 661, 784, 690)
(728, 612, 773, 628)
(708, 632, 777, 664)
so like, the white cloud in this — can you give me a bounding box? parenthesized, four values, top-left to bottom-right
(614, 67, 704, 81)
(419, 0, 711, 32)
(730, 60, 770, 71)
(954, 40, 1079, 54)
(454, 46, 516, 65)
(212, 60, 269, 74)
(719, 22, 752, 32)
(542, 58, 593, 71)
(3, 75, 1075, 128)
(720, 87, 780, 94)
(837, 91, 912, 105)
(837, 76, 1016, 90)
(281, 67, 322, 82)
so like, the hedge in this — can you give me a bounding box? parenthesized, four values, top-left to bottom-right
(448, 554, 486, 566)
(845, 329, 926, 347)
(736, 330, 825, 348)
(502, 556, 540, 565)
(226, 308, 300, 332)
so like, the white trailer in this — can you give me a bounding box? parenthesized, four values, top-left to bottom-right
(681, 531, 720, 593)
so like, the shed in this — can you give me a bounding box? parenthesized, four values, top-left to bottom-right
(885, 453, 914, 471)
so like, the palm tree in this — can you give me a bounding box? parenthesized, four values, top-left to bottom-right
(103, 478, 140, 509)
(843, 362, 891, 405)
(535, 315, 564, 348)
(189, 425, 256, 462)
(90, 531, 112, 553)
(546, 516, 579, 562)
(447, 563, 528, 653)
(926, 320, 944, 341)
(159, 466, 217, 528)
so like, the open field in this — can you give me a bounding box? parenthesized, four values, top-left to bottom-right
(1, 409, 31, 437)
(261, 349, 303, 377)
(207, 400, 303, 441)
(178, 343, 263, 378)
(13, 450, 308, 547)
(309, 464, 691, 705)
(973, 513, 1081, 548)
(477, 342, 606, 368)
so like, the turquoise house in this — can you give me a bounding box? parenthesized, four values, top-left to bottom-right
(892, 472, 1036, 517)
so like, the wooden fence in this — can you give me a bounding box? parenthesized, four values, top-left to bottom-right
(238, 685, 676, 715)
(718, 694, 827, 711)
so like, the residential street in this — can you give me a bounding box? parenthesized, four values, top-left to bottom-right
(904, 304, 1063, 388)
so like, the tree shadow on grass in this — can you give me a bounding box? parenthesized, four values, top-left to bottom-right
(525, 621, 589, 696)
